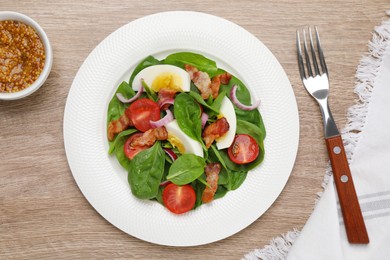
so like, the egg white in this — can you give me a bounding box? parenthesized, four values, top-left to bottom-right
(132, 64, 191, 92)
(165, 120, 203, 157)
(216, 97, 237, 150)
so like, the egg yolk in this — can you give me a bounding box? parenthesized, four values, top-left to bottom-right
(167, 134, 185, 154)
(151, 72, 183, 92)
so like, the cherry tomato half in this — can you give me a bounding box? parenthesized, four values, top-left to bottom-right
(227, 134, 260, 164)
(126, 98, 160, 132)
(124, 133, 150, 160)
(162, 183, 196, 214)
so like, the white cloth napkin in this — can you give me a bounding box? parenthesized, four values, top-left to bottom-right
(287, 18, 390, 260)
(244, 13, 390, 260)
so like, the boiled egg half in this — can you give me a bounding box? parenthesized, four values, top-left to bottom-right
(132, 64, 191, 92)
(165, 119, 203, 157)
(216, 96, 237, 150)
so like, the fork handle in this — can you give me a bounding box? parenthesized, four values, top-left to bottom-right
(325, 135, 369, 244)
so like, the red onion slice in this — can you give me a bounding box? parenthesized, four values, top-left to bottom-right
(159, 180, 171, 187)
(230, 85, 261, 110)
(116, 86, 143, 103)
(150, 109, 174, 128)
(201, 112, 209, 129)
(163, 148, 178, 161)
(157, 98, 174, 109)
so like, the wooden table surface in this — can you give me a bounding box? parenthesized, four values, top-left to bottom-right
(1, 1, 389, 259)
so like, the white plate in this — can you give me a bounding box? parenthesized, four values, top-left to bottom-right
(64, 11, 299, 246)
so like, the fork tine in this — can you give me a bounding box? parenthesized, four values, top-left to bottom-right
(302, 29, 313, 77)
(309, 27, 320, 76)
(315, 26, 328, 75)
(296, 30, 306, 80)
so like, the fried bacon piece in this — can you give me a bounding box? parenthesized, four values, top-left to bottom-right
(219, 72, 232, 85)
(185, 64, 212, 99)
(202, 117, 230, 149)
(107, 113, 133, 141)
(131, 126, 168, 147)
(202, 162, 221, 203)
(210, 75, 221, 99)
(210, 72, 232, 98)
(157, 88, 177, 110)
(185, 64, 232, 99)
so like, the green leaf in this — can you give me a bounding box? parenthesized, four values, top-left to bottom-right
(107, 81, 135, 124)
(114, 136, 132, 171)
(108, 128, 138, 154)
(220, 75, 266, 137)
(236, 119, 265, 143)
(141, 79, 158, 101)
(167, 154, 206, 185)
(218, 120, 265, 172)
(192, 180, 205, 209)
(162, 52, 218, 78)
(188, 91, 219, 113)
(173, 93, 203, 144)
(217, 167, 247, 191)
(226, 171, 248, 190)
(209, 90, 227, 117)
(128, 142, 165, 199)
(197, 174, 210, 188)
(214, 185, 229, 199)
(209, 144, 228, 170)
(129, 56, 161, 85)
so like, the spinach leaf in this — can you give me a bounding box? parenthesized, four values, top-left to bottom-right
(129, 56, 161, 85)
(226, 171, 248, 190)
(220, 75, 251, 105)
(236, 119, 265, 144)
(220, 75, 266, 137)
(128, 142, 165, 199)
(155, 160, 172, 205)
(217, 167, 229, 185)
(188, 91, 219, 113)
(162, 52, 218, 78)
(108, 128, 137, 154)
(156, 186, 164, 205)
(209, 90, 227, 117)
(114, 134, 132, 171)
(197, 174, 210, 188)
(107, 81, 135, 123)
(190, 82, 200, 93)
(214, 185, 229, 199)
(209, 144, 228, 170)
(218, 119, 265, 172)
(192, 180, 205, 209)
(141, 79, 158, 102)
(173, 93, 203, 144)
(217, 166, 247, 191)
(167, 154, 206, 185)
(235, 108, 265, 137)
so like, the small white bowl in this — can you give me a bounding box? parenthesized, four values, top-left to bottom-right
(0, 11, 53, 100)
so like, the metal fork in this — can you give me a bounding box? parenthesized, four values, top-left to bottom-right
(296, 27, 369, 244)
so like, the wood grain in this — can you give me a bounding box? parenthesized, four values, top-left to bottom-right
(0, 0, 388, 258)
(325, 135, 369, 244)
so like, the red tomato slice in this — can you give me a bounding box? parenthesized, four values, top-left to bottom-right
(124, 133, 150, 160)
(228, 134, 260, 164)
(126, 98, 160, 132)
(162, 183, 196, 214)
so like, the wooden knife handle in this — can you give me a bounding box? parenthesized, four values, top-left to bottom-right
(325, 135, 369, 244)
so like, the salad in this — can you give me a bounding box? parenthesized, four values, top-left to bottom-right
(107, 52, 266, 214)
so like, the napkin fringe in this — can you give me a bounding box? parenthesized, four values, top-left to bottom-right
(243, 229, 300, 260)
(244, 13, 390, 260)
